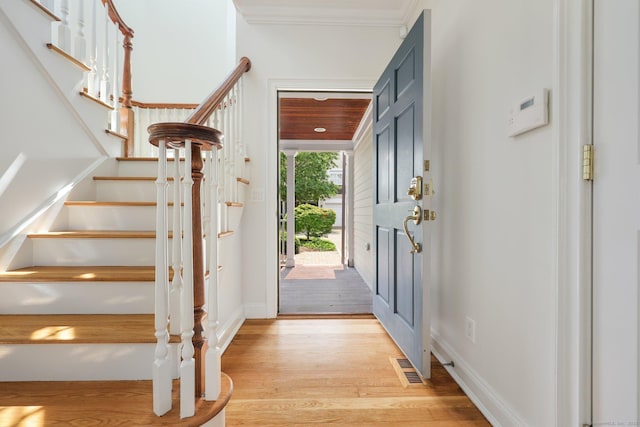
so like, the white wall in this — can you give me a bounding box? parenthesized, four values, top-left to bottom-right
(236, 16, 404, 317)
(416, 1, 558, 425)
(0, 3, 106, 257)
(353, 124, 374, 290)
(112, 0, 236, 103)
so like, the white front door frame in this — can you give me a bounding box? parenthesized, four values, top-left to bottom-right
(554, 0, 594, 425)
(265, 78, 377, 318)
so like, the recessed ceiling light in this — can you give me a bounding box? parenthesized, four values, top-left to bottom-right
(313, 97, 328, 101)
(314, 127, 327, 133)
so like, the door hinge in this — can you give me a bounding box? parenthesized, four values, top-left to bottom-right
(582, 144, 594, 181)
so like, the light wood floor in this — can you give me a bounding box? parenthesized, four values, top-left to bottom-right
(221, 317, 490, 426)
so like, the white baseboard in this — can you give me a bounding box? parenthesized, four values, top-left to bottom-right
(218, 305, 245, 354)
(431, 330, 526, 427)
(243, 303, 271, 319)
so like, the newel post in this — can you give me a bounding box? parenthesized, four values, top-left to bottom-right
(190, 143, 207, 398)
(120, 33, 135, 156)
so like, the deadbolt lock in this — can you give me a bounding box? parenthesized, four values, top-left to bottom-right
(407, 176, 423, 200)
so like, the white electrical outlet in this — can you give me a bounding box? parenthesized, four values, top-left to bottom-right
(465, 316, 476, 344)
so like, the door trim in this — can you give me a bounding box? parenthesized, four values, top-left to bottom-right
(553, 0, 593, 425)
(265, 78, 376, 318)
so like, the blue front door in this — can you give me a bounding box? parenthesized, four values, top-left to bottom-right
(373, 11, 431, 377)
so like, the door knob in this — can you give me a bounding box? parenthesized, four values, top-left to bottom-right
(403, 206, 422, 253)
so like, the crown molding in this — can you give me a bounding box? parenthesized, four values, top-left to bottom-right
(233, 0, 421, 27)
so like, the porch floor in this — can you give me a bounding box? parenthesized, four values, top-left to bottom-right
(279, 265, 373, 314)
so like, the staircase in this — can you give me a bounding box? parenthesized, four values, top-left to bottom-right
(0, 158, 232, 425)
(0, 1, 249, 425)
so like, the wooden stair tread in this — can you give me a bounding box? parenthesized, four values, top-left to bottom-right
(64, 201, 181, 206)
(0, 374, 232, 426)
(93, 176, 172, 181)
(0, 314, 180, 344)
(0, 266, 162, 282)
(115, 157, 182, 161)
(79, 91, 115, 110)
(46, 43, 90, 71)
(106, 129, 128, 140)
(27, 230, 166, 238)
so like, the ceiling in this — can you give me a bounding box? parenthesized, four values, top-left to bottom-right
(278, 92, 371, 152)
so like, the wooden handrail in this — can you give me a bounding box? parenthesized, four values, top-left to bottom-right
(186, 57, 251, 125)
(101, 0, 133, 108)
(131, 100, 200, 109)
(101, 0, 134, 37)
(100, 0, 134, 155)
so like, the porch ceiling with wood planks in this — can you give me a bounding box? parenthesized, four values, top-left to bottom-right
(279, 92, 371, 151)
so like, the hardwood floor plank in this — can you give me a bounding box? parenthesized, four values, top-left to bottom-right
(222, 319, 489, 426)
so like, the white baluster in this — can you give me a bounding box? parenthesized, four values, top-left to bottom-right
(205, 149, 221, 400)
(57, 0, 71, 51)
(170, 148, 183, 335)
(225, 92, 232, 203)
(230, 87, 237, 202)
(233, 84, 241, 201)
(153, 141, 171, 417)
(133, 106, 143, 157)
(180, 140, 195, 419)
(218, 105, 226, 231)
(239, 75, 247, 179)
(73, 0, 86, 63)
(87, 0, 98, 97)
(99, 3, 111, 103)
(110, 29, 120, 130)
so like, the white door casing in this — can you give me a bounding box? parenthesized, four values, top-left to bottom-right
(592, 0, 639, 423)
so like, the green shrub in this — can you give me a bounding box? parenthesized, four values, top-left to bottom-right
(294, 204, 336, 240)
(299, 238, 336, 252)
(279, 231, 300, 254)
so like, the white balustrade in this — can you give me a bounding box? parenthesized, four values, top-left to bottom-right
(41, 1, 130, 137)
(149, 61, 248, 420)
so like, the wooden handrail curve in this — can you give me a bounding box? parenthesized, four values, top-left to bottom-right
(101, 0, 134, 37)
(186, 57, 251, 125)
(101, 0, 134, 114)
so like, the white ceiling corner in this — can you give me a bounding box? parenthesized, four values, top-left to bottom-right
(232, 0, 421, 27)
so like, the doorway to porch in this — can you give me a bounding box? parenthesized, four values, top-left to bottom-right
(277, 91, 373, 315)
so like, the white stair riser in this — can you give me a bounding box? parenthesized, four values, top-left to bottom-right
(117, 160, 186, 177)
(64, 205, 175, 231)
(96, 181, 178, 203)
(0, 282, 153, 314)
(0, 343, 179, 381)
(32, 238, 165, 266)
